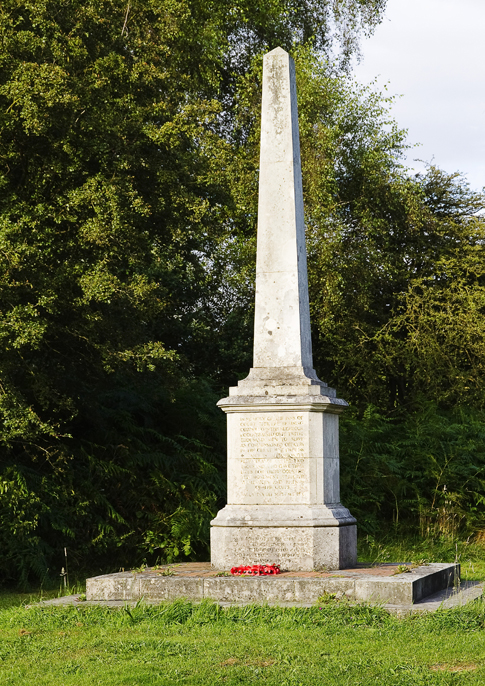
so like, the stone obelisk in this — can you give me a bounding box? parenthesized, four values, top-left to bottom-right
(210, 47, 357, 571)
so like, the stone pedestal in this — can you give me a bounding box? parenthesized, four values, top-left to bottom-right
(211, 381, 357, 570)
(210, 47, 357, 571)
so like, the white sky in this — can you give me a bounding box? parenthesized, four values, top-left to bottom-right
(353, 0, 485, 191)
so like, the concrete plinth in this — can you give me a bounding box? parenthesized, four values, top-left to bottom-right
(86, 562, 462, 608)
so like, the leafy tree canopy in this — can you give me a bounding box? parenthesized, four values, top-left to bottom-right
(0, 0, 387, 585)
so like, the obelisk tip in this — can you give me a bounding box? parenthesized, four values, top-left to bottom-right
(265, 46, 288, 57)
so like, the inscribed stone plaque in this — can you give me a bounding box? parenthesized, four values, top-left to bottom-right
(239, 412, 306, 457)
(227, 411, 315, 505)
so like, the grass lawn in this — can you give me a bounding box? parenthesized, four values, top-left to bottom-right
(1, 598, 485, 685)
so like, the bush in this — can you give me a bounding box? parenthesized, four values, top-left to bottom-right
(340, 402, 485, 537)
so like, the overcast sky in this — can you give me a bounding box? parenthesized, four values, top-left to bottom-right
(353, 0, 485, 191)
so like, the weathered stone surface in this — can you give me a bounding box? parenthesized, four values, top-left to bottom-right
(211, 524, 357, 571)
(86, 563, 460, 606)
(86, 572, 205, 602)
(202, 576, 355, 604)
(353, 564, 460, 604)
(137, 576, 204, 602)
(211, 397, 357, 569)
(86, 572, 138, 602)
(251, 46, 311, 373)
(210, 46, 356, 571)
(224, 410, 339, 506)
(230, 47, 327, 396)
(211, 504, 356, 528)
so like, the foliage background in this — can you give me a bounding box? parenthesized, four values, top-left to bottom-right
(1, 0, 484, 586)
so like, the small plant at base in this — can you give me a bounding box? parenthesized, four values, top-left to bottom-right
(158, 568, 175, 576)
(316, 591, 347, 604)
(393, 564, 412, 575)
(131, 563, 147, 574)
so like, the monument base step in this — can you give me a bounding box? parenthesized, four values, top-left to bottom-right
(210, 522, 357, 570)
(86, 561, 460, 607)
(42, 580, 481, 615)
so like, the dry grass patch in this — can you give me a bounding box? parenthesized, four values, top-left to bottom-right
(430, 663, 477, 673)
(253, 659, 275, 667)
(220, 657, 275, 668)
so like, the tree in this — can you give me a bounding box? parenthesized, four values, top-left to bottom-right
(369, 168, 485, 409)
(308, 163, 485, 411)
(0, 0, 386, 584)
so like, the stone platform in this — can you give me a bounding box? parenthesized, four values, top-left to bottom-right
(87, 561, 461, 608)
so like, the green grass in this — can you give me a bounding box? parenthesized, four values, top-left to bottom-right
(357, 534, 485, 581)
(1, 599, 485, 684)
(0, 581, 87, 611)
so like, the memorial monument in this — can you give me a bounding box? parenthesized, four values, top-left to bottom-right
(86, 48, 462, 605)
(210, 47, 357, 571)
